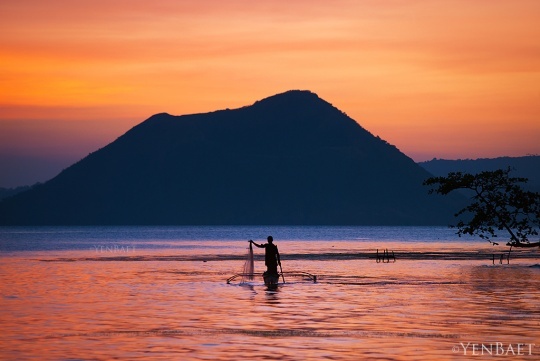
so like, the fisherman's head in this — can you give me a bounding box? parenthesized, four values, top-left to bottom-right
(267, 236, 273, 244)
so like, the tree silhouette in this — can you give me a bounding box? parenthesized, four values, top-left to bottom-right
(424, 168, 540, 248)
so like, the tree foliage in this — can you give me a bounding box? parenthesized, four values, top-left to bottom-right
(424, 168, 540, 247)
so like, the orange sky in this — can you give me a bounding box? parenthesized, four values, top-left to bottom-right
(1, 0, 540, 187)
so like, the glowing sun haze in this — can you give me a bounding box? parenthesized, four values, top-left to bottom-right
(1, 0, 539, 187)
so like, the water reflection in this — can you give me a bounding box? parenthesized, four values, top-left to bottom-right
(265, 286, 280, 304)
(1, 241, 539, 360)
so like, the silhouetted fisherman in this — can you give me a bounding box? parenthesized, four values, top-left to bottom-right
(249, 236, 281, 276)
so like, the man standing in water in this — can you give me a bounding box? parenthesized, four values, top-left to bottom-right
(249, 236, 281, 276)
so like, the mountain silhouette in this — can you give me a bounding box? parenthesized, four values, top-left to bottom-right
(0, 90, 460, 225)
(419, 156, 540, 192)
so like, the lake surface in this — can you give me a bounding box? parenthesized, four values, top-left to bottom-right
(1, 226, 539, 360)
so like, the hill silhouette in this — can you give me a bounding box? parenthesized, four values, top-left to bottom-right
(419, 156, 540, 192)
(0, 90, 461, 225)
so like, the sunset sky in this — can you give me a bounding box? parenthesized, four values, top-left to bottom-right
(1, 0, 539, 187)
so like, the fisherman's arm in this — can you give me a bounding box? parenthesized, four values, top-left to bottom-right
(249, 240, 265, 248)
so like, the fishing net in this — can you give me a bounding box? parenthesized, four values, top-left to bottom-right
(240, 242, 254, 283)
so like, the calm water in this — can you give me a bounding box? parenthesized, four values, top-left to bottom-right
(1, 226, 539, 360)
